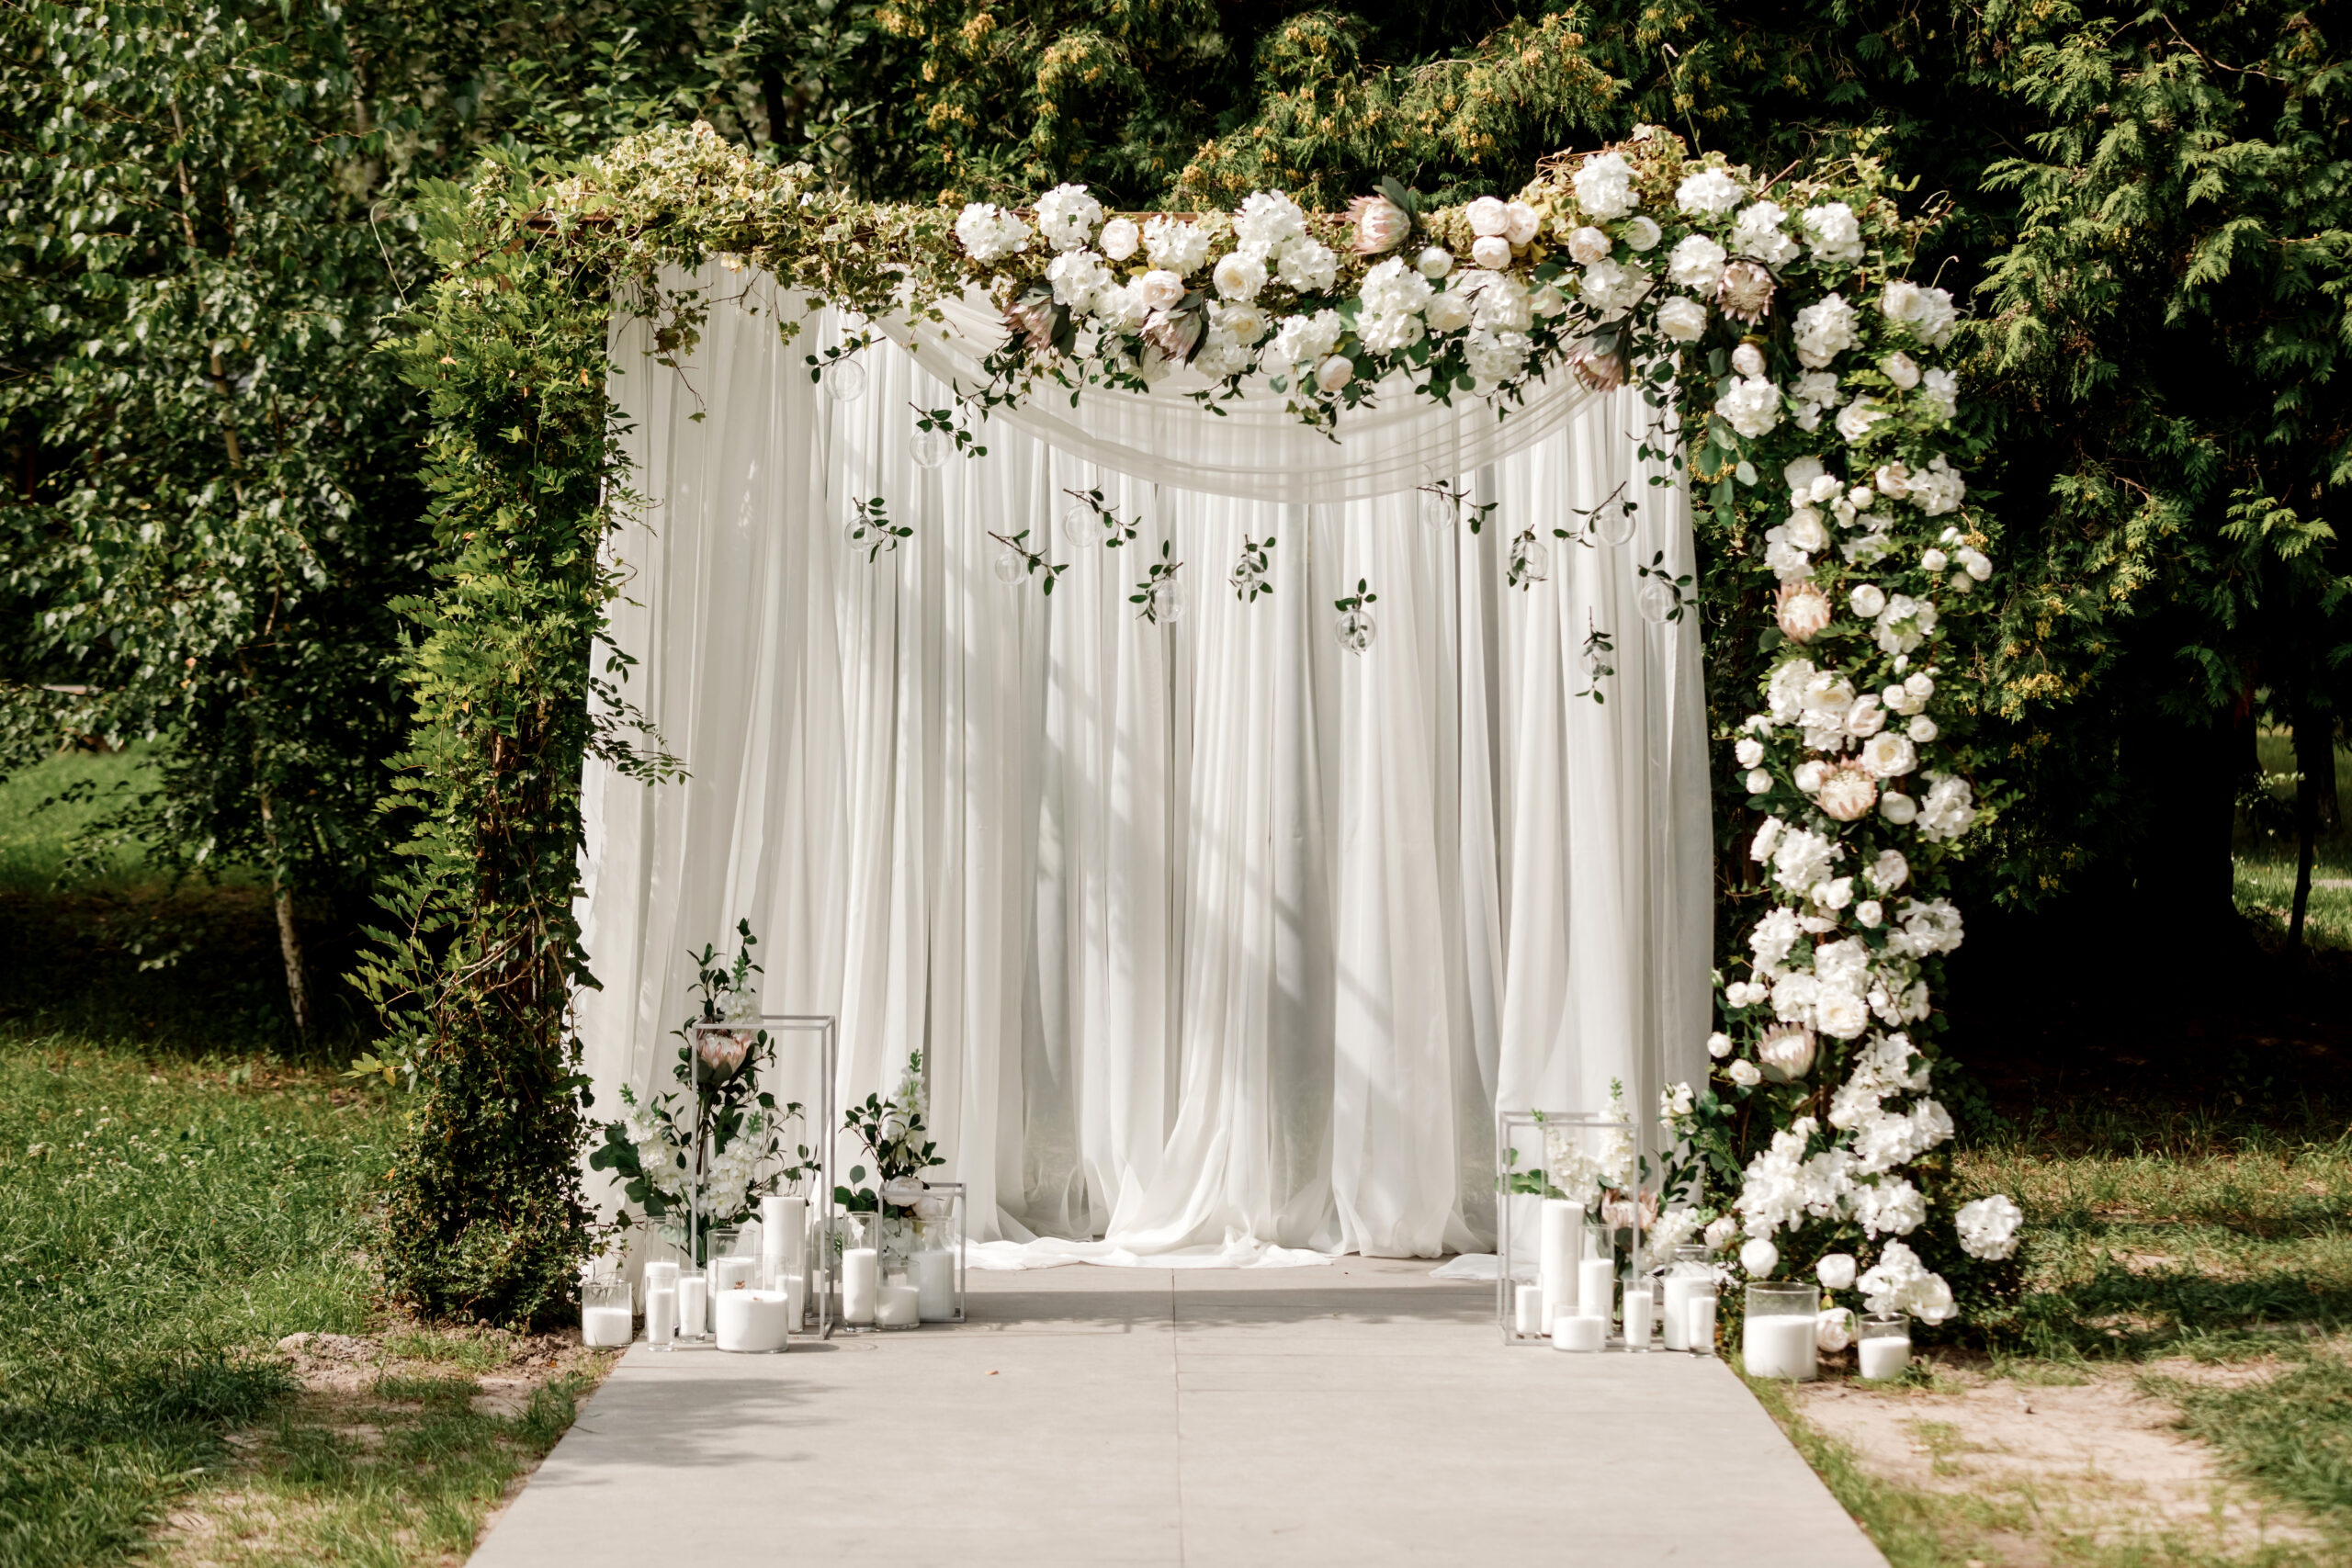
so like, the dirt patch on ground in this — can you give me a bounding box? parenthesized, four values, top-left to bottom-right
(1792, 1354, 2320, 1562)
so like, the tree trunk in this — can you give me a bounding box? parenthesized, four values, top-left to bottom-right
(2290, 700, 2329, 952)
(256, 786, 313, 1043)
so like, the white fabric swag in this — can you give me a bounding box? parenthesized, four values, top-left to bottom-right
(577, 264, 1713, 1264)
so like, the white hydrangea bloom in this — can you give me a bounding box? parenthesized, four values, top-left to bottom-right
(1792, 371, 1841, 432)
(1956, 1195, 2025, 1260)
(1908, 455, 1967, 514)
(1851, 1176, 1928, 1236)
(1359, 255, 1434, 317)
(1668, 233, 1728, 291)
(1466, 272, 1532, 331)
(955, 202, 1032, 263)
(1424, 291, 1474, 333)
(1732, 199, 1803, 266)
(1881, 278, 1959, 345)
(1464, 328, 1532, 381)
(1276, 236, 1339, 293)
(1657, 295, 1709, 342)
(1771, 826, 1842, 897)
(1046, 249, 1113, 310)
(1572, 151, 1637, 220)
(1749, 906, 1803, 971)
(1800, 201, 1865, 265)
(1676, 164, 1745, 216)
(1792, 292, 1860, 367)
(1034, 183, 1103, 251)
(1356, 310, 1426, 353)
(1233, 189, 1307, 254)
(1579, 256, 1645, 315)
(1143, 215, 1210, 274)
(1894, 897, 1965, 956)
(1916, 773, 1977, 842)
(1268, 310, 1343, 370)
(1717, 376, 1782, 438)
(1858, 1239, 1956, 1322)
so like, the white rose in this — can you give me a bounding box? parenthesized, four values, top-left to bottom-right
(1567, 225, 1611, 265)
(1907, 715, 1938, 743)
(1735, 737, 1766, 768)
(1836, 397, 1888, 444)
(1705, 1215, 1740, 1251)
(1729, 1060, 1762, 1088)
(1623, 215, 1662, 251)
(1958, 547, 1993, 581)
(1137, 268, 1185, 311)
(1466, 195, 1510, 236)
(1845, 694, 1885, 738)
(1314, 354, 1354, 393)
(1471, 234, 1513, 271)
(1668, 233, 1727, 291)
(1677, 164, 1745, 216)
(1657, 296, 1709, 342)
(1816, 1252, 1858, 1291)
(1098, 216, 1140, 261)
(1708, 1031, 1734, 1058)
(1747, 768, 1773, 795)
(1728, 344, 1766, 383)
(1739, 1236, 1780, 1276)
(1424, 290, 1474, 333)
(1855, 899, 1883, 928)
(1502, 201, 1541, 246)
(1881, 351, 1921, 389)
(1816, 1307, 1856, 1353)
(1415, 245, 1454, 279)
(1849, 583, 1886, 618)
(1213, 250, 1268, 301)
(1922, 547, 1949, 573)
(1880, 791, 1917, 824)
(1861, 732, 1917, 778)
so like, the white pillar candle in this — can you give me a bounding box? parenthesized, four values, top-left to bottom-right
(781, 1269, 807, 1331)
(677, 1273, 707, 1338)
(1622, 1285, 1655, 1350)
(1551, 1314, 1605, 1352)
(1859, 1335, 1911, 1381)
(1538, 1199, 1580, 1321)
(644, 1259, 679, 1297)
(876, 1280, 922, 1327)
(645, 1287, 678, 1350)
(714, 1289, 793, 1352)
(1513, 1283, 1545, 1337)
(1687, 1292, 1718, 1356)
(582, 1305, 633, 1348)
(842, 1247, 879, 1325)
(760, 1197, 807, 1284)
(1660, 1276, 1693, 1350)
(1578, 1258, 1615, 1324)
(910, 1250, 956, 1322)
(1743, 1314, 1818, 1380)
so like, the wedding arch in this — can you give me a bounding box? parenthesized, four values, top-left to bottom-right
(372, 121, 2018, 1325)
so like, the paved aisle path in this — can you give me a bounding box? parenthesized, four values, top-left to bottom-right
(470, 1257, 1885, 1567)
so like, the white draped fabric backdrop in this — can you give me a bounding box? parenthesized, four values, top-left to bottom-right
(578, 265, 1712, 1264)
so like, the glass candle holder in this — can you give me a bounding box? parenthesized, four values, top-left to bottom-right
(831, 1212, 881, 1332)
(581, 1279, 634, 1348)
(1858, 1312, 1912, 1380)
(645, 1285, 678, 1351)
(910, 1182, 966, 1324)
(1493, 1109, 1634, 1346)
(1687, 1288, 1719, 1357)
(1658, 1243, 1714, 1352)
(1742, 1282, 1820, 1381)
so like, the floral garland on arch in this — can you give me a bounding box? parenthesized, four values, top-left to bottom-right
(518, 120, 2027, 1330)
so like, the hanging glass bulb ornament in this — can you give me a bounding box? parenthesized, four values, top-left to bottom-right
(993, 548, 1026, 585)
(910, 428, 948, 468)
(1419, 487, 1458, 531)
(1155, 576, 1187, 624)
(1580, 637, 1608, 682)
(1637, 577, 1679, 625)
(823, 356, 868, 402)
(1061, 499, 1099, 546)
(1335, 607, 1378, 654)
(1510, 534, 1550, 585)
(1230, 559, 1262, 596)
(1597, 502, 1638, 547)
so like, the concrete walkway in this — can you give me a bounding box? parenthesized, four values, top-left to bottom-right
(471, 1257, 1886, 1566)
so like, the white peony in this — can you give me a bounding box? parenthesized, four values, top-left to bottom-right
(1136, 268, 1186, 311)
(1276, 236, 1339, 293)
(1471, 234, 1513, 271)
(1567, 224, 1612, 265)
(1668, 233, 1728, 291)
(1860, 731, 1917, 779)
(1503, 200, 1541, 245)
(1143, 216, 1210, 274)
(1098, 216, 1140, 261)
(1956, 1195, 2025, 1260)
(1359, 255, 1434, 317)
(1233, 189, 1307, 254)
(1657, 296, 1708, 342)
(1466, 196, 1511, 236)
(1035, 183, 1103, 251)
(1740, 1236, 1780, 1277)
(955, 202, 1032, 263)
(1314, 354, 1355, 393)
(1213, 249, 1268, 301)
(1793, 292, 1860, 368)
(1623, 215, 1662, 251)
(1572, 151, 1637, 220)
(1677, 164, 1746, 216)
(1735, 736, 1766, 768)
(1732, 200, 1803, 266)
(1416, 245, 1454, 279)
(1717, 376, 1782, 438)
(1800, 201, 1864, 265)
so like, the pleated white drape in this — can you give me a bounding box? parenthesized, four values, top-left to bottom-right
(577, 265, 1712, 1260)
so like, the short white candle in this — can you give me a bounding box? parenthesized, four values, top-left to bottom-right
(1743, 1314, 1818, 1381)
(876, 1280, 922, 1327)
(1859, 1335, 1911, 1381)
(1660, 1276, 1694, 1350)
(714, 1289, 793, 1352)
(1513, 1283, 1545, 1336)
(645, 1286, 678, 1349)
(781, 1269, 806, 1331)
(1551, 1314, 1605, 1352)
(677, 1273, 707, 1338)
(1622, 1285, 1655, 1351)
(1578, 1258, 1615, 1324)
(582, 1304, 633, 1348)
(910, 1250, 956, 1322)
(1538, 1199, 1580, 1322)
(1686, 1292, 1718, 1356)
(842, 1247, 879, 1325)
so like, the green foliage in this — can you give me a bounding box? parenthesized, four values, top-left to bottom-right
(0, 1039, 391, 1568)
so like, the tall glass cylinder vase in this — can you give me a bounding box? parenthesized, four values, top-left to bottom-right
(910, 1183, 965, 1324)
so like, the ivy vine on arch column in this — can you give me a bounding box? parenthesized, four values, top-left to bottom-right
(383, 121, 2019, 1325)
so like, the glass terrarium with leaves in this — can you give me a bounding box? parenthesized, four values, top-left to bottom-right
(589, 921, 816, 1268)
(1494, 1098, 1644, 1346)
